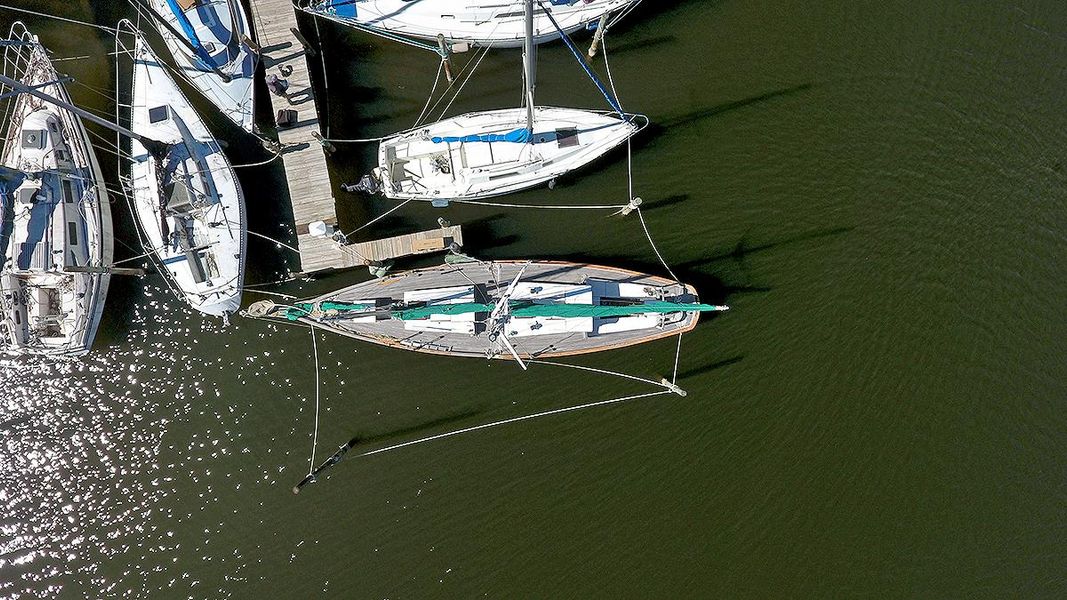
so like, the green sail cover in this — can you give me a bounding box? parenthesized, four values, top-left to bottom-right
(285, 302, 374, 321)
(391, 301, 724, 321)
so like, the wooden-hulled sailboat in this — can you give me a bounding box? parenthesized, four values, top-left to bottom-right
(138, 0, 259, 132)
(367, 0, 644, 202)
(121, 25, 246, 317)
(0, 23, 113, 357)
(298, 0, 640, 48)
(247, 259, 727, 366)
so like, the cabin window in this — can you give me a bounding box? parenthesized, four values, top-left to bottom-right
(556, 128, 579, 149)
(148, 106, 169, 123)
(13, 311, 19, 325)
(62, 179, 75, 203)
(67, 222, 78, 246)
(48, 121, 58, 132)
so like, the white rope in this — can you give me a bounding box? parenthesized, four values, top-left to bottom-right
(672, 333, 683, 384)
(247, 229, 301, 255)
(321, 135, 387, 144)
(354, 390, 672, 459)
(342, 199, 412, 239)
(601, 31, 623, 112)
(442, 198, 626, 210)
(244, 288, 297, 299)
(436, 41, 494, 121)
(529, 359, 672, 390)
(307, 325, 321, 475)
(636, 205, 680, 284)
(111, 247, 157, 266)
(232, 145, 284, 168)
(243, 275, 303, 289)
(413, 60, 444, 128)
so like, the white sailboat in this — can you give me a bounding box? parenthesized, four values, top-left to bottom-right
(138, 0, 259, 133)
(0, 23, 113, 357)
(121, 25, 246, 317)
(299, 0, 641, 48)
(247, 260, 728, 365)
(369, 0, 645, 201)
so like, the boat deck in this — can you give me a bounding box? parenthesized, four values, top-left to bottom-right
(249, 0, 341, 273)
(290, 261, 699, 359)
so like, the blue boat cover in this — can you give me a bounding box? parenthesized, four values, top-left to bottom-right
(432, 128, 531, 144)
(323, 0, 358, 18)
(164, 0, 215, 67)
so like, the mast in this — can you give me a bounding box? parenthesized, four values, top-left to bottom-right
(522, 0, 536, 133)
(0, 74, 169, 158)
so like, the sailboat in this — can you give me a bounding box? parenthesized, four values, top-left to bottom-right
(0, 23, 114, 357)
(137, 0, 259, 133)
(367, 0, 645, 201)
(120, 24, 246, 317)
(247, 259, 727, 366)
(298, 0, 641, 48)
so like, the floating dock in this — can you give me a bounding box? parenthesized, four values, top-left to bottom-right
(345, 226, 464, 264)
(249, 0, 341, 274)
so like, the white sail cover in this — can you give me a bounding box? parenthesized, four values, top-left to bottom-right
(0, 24, 113, 357)
(303, 0, 639, 47)
(126, 33, 246, 317)
(149, 0, 258, 132)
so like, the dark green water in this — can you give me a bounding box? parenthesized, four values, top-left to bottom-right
(3, 1, 1067, 597)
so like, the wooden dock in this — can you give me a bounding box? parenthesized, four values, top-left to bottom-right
(345, 226, 464, 263)
(249, 0, 341, 274)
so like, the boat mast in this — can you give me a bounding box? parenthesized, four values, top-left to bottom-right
(0, 74, 169, 158)
(523, 0, 536, 133)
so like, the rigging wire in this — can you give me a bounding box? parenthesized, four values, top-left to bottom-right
(0, 4, 120, 34)
(412, 60, 444, 128)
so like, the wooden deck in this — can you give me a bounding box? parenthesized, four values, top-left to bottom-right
(248, 0, 340, 274)
(346, 226, 464, 263)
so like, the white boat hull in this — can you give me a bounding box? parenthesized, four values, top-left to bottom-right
(0, 24, 113, 357)
(126, 33, 246, 317)
(303, 0, 639, 48)
(150, 0, 258, 132)
(378, 107, 639, 200)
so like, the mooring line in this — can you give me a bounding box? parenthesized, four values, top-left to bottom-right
(354, 390, 672, 460)
(307, 325, 322, 475)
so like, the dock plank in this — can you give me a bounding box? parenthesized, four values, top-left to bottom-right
(348, 226, 464, 263)
(249, 0, 341, 274)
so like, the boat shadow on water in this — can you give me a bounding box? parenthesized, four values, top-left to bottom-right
(676, 354, 744, 381)
(638, 83, 815, 147)
(674, 225, 853, 271)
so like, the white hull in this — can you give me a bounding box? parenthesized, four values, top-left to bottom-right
(378, 107, 639, 200)
(0, 24, 113, 357)
(126, 33, 246, 317)
(150, 0, 258, 132)
(303, 0, 639, 48)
